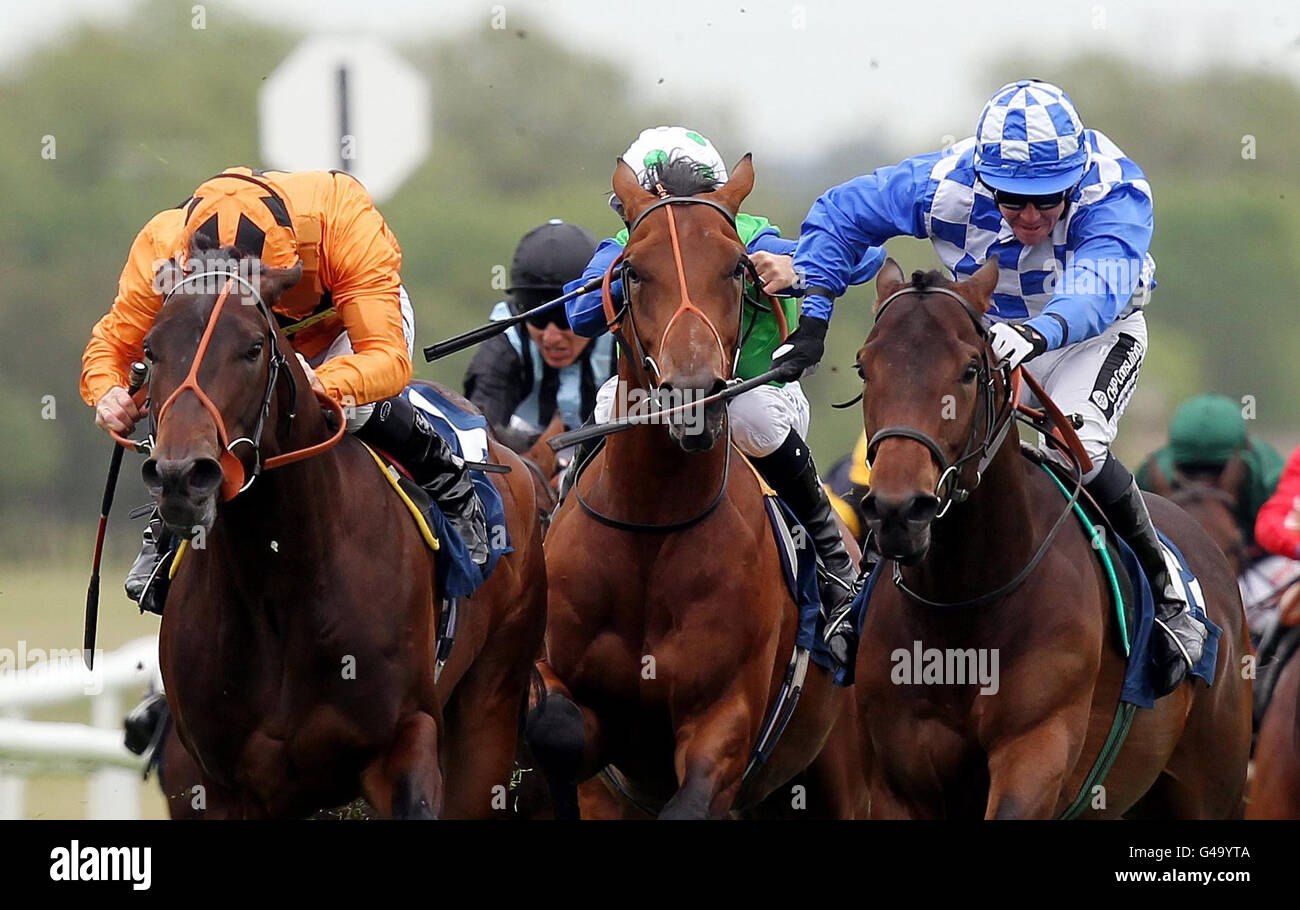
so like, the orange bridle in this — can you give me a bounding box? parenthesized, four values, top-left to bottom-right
(112, 273, 346, 501)
(601, 188, 788, 392)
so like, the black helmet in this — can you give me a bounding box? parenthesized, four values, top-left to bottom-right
(508, 220, 598, 292)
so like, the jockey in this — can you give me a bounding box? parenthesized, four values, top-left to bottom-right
(464, 219, 615, 451)
(786, 80, 1207, 695)
(82, 167, 489, 615)
(1137, 394, 1285, 558)
(563, 126, 886, 617)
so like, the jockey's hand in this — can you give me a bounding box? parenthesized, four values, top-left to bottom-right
(748, 251, 797, 295)
(771, 315, 829, 382)
(988, 322, 1047, 370)
(295, 354, 326, 395)
(94, 385, 145, 435)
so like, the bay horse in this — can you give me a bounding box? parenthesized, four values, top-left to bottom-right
(136, 244, 546, 818)
(1248, 586, 1300, 818)
(852, 258, 1251, 818)
(527, 156, 866, 819)
(1143, 459, 1248, 579)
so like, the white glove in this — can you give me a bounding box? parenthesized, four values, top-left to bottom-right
(988, 322, 1046, 370)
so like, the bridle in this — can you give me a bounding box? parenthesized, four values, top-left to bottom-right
(111, 270, 346, 501)
(862, 283, 1088, 610)
(574, 186, 788, 533)
(865, 284, 1017, 519)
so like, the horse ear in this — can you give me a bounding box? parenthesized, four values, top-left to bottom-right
(258, 261, 303, 305)
(612, 158, 657, 225)
(706, 154, 755, 216)
(1216, 452, 1247, 501)
(873, 258, 906, 312)
(154, 258, 185, 298)
(955, 256, 999, 312)
(1145, 460, 1176, 498)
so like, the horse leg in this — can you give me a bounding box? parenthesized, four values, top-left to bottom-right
(360, 711, 442, 819)
(440, 663, 531, 820)
(524, 663, 605, 820)
(984, 725, 1077, 819)
(659, 700, 754, 820)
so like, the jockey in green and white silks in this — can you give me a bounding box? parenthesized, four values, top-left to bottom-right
(784, 80, 1207, 695)
(563, 126, 886, 616)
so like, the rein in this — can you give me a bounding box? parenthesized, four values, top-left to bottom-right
(111, 271, 346, 501)
(575, 188, 776, 534)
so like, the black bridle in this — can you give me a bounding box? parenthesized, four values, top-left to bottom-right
(865, 285, 1016, 518)
(863, 284, 1087, 610)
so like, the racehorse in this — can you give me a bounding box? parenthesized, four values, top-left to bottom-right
(1248, 585, 1300, 818)
(526, 156, 866, 819)
(1143, 459, 1248, 579)
(137, 242, 546, 818)
(851, 258, 1252, 818)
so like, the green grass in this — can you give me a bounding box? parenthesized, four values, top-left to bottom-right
(0, 559, 168, 819)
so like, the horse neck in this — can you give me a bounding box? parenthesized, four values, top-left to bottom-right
(593, 368, 729, 523)
(205, 377, 343, 590)
(904, 433, 1039, 601)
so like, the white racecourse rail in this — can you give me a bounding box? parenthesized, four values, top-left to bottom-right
(0, 636, 159, 819)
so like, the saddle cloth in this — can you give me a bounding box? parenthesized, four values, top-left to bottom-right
(840, 457, 1222, 704)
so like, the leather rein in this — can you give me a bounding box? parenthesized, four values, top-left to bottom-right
(574, 189, 787, 533)
(110, 271, 346, 502)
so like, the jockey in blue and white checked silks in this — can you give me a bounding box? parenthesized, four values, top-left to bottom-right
(779, 80, 1206, 697)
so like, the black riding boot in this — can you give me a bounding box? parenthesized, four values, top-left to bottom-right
(753, 432, 858, 651)
(124, 510, 174, 616)
(1087, 456, 1207, 696)
(357, 396, 490, 566)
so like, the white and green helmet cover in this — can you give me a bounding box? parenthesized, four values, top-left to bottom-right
(611, 126, 727, 213)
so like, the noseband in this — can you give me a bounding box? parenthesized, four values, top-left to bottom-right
(865, 285, 1016, 518)
(112, 270, 346, 501)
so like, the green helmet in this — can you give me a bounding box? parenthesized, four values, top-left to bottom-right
(1168, 395, 1247, 466)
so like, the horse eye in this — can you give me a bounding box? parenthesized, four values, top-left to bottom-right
(625, 267, 641, 284)
(245, 340, 264, 361)
(142, 344, 156, 363)
(961, 364, 979, 384)
(733, 261, 746, 280)
(856, 362, 866, 382)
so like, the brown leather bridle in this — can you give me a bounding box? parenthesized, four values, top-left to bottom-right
(111, 271, 346, 501)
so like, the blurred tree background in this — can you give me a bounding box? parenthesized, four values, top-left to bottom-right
(2, 0, 1298, 561)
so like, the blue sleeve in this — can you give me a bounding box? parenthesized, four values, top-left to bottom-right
(750, 225, 887, 295)
(794, 152, 940, 321)
(1024, 185, 1154, 349)
(564, 237, 625, 339)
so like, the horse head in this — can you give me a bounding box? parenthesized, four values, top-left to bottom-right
(855, 256, 1003, 563)
(611, 153, 755, 451)
(141, 236, 305, 537)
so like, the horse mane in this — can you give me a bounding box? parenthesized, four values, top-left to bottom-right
(187, 234, 248, 272)
(909, 269, 950, 291)
(643, 156, 722, 197)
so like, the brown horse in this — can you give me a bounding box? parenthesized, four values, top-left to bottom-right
(1248, 588, 1300, 818)
(1144, 459, 1248, 579)
(852, 258, 1251, 818)
(526, 156, 865, 819)
(138, 245, 546, 818)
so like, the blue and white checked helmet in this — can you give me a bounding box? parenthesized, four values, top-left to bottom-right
(973, 80, 1090, 194)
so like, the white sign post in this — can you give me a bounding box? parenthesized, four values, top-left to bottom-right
(259, 36, 431, 203)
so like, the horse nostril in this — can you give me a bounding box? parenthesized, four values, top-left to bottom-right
(187, 458, 225, 495)
(905, 495, 940, 525)
(860, 492, 880, 523)
(706, 377, 727, 397)
(141, 459, 162, 491)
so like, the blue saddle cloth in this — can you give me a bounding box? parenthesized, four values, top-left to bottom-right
(841, 485, 1222, 702)
(402, 385, 512, 599)
(761, 496, 840, 676)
